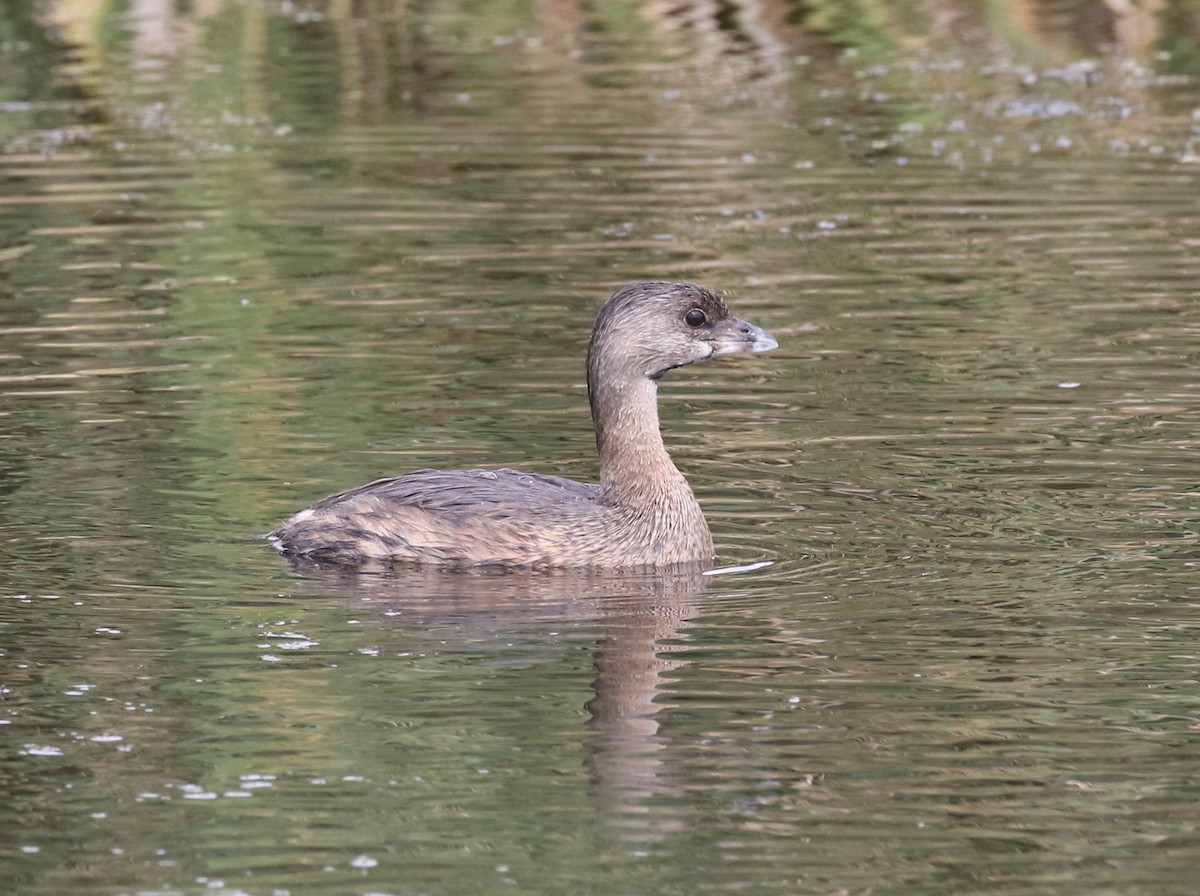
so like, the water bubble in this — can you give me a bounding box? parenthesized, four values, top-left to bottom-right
(20, 744, 63, 757)
(180, 784, 219, 800)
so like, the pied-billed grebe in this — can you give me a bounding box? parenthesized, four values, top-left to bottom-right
(270, 281, 777, 569)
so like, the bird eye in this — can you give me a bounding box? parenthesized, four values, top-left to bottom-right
(684, 308, 707, 328)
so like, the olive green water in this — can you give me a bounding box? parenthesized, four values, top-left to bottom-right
(3, 2, 1200, 894)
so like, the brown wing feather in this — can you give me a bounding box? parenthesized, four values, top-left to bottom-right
(309, 468, 599, 514)
(272, 468, 606, 566)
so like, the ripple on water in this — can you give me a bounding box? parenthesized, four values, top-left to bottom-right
(2, 4, 1200, 896)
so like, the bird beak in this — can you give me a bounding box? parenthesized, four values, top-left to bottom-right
(709, 316, 779, 355)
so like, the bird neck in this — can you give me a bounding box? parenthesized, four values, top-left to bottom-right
(589, 370, 695, 510)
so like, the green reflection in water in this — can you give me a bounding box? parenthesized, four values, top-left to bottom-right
(1, 2, 1199, 895)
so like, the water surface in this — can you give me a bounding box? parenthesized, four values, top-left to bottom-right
(2, 2, 1199, 895)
